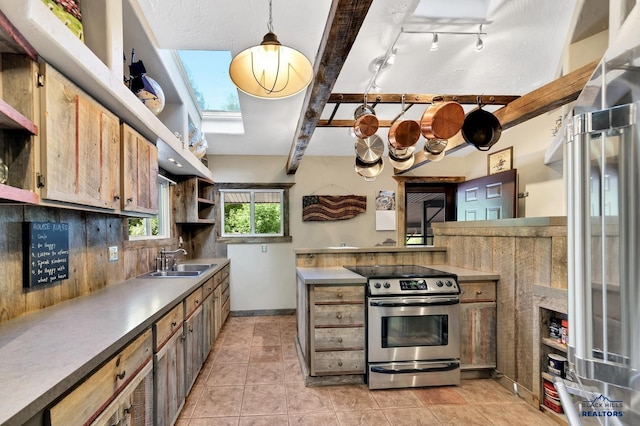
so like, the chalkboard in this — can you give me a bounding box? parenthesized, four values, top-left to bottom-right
(24, 222, 70, 288)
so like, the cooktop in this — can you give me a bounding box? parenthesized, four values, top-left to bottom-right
(344, 265, 456, 279)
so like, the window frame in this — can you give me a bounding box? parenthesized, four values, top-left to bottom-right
(215, 182, 293, 244)
(128, 176, 173, 241)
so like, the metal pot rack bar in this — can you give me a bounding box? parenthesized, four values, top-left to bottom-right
(320, 93, 520, 128)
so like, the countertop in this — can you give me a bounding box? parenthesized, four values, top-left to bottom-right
(294, 246, 447, 254)
(296, 265, 499, 284)
(0, 258, 229, 426)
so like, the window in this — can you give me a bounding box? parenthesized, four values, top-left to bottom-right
(128, 177, 172, 239)
(221, 189, 284, 237)
(217, 183, 293, 243)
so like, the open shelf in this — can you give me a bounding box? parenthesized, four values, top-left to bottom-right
(0, 183, 39, 204)
(541, 337, 567, 353)
(0, 99, 38, 134)
(0, 0, 211, 179)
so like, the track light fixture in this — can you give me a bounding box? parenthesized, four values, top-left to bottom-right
(405, 24, 487, 53)
(475, 24, 484, 52)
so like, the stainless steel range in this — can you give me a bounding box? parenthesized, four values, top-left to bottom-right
(345, 265, 461, 390)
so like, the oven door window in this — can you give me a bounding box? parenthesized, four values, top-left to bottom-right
(381, 315, 448, 347)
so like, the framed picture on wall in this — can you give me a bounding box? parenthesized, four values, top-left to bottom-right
(487, 147, 513, 175)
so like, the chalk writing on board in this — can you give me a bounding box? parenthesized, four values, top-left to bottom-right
(24, 222, 70, 288)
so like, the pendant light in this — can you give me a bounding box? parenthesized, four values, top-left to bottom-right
(229, 0, 313, 99)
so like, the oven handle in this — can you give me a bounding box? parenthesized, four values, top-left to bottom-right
(369, 298, 459, 307)
(370, 362, 460, 375)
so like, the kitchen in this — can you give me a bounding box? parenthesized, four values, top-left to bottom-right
(0, 0, 638, 425)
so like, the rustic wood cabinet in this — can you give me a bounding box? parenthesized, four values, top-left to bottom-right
(173, 177, 215, 224)
(153, 303, 185, 426)
(459, 281, 497, 370)
(306, 284, 365, 376)
(90, 362, 154, 426)
(201, 276, 216, 361)
(121, 123, 158, 215)
(184, 287, 204, 393)
(38, 62, 121, 210)
(47, 329, 153, 426)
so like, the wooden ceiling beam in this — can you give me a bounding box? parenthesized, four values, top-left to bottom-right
(285, 0, 374, 175)
(399, 59, 600, 174)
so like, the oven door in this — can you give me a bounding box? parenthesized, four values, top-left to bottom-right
(367, 296, 460, 363)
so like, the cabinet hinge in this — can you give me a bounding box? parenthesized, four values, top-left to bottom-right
(36, 173, 45, 188)
(37, 73, 44, 87)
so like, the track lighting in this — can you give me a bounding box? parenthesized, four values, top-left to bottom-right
(430, 33, 439, 51)
(475, 34, 484, 52)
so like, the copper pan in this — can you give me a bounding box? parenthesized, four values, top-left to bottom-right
(420, 99, 465, 140)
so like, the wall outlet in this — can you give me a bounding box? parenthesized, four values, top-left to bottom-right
(108, 246, 118, 262)
(261, 244, 267, 253)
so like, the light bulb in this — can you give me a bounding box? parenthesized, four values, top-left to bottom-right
(475, 35, 484, 52)
(371, 83, 382, 94)
(386, 49, 397, 65)
(430, 33, 439, 52)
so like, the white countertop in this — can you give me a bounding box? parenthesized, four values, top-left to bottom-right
(0, 258, 229, 426)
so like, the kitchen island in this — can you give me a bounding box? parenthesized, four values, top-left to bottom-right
(0, 258, 229, 426)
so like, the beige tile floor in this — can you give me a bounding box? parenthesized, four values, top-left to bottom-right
(176, 315, 557, 425)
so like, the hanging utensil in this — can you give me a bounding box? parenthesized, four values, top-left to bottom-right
(353, 93, 379, 138)
(388, 94, 420, 148)
(420, 97, 465, 140)
(355, 134, 384, 164)
(461, 97, 502, 151)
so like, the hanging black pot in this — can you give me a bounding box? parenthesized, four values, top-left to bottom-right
(461, 106, 502, 151)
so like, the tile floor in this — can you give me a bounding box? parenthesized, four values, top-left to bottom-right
(176, 315, 556, 425)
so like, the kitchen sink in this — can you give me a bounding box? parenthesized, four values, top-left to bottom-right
(139, 263, 216, 278)
(174, 263, 216, 272)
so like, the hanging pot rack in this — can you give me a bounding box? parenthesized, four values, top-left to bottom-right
(321, 93, 520, 128)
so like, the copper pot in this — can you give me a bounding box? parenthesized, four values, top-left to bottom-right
(420, 100, 465, 140)
(353, 104, 379, 139)
(388, 119, 420, 148)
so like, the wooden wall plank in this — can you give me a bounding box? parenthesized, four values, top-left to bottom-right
(85, 214, 108, 292)
(0, 205, 25, 321)
(514, 237, 535, 390)
(492, 236, 516, 381)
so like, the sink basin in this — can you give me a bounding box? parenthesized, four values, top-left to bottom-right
(144, 270, 203, 277)
(174, 263, 216, 272)
(138, 263, 216, 278)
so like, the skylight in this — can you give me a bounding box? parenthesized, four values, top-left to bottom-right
(177, 50, 240, 112)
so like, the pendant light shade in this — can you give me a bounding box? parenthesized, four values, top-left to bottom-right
(229, 1, 313, 99)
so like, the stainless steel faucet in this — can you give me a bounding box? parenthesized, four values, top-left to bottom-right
(157, 248, 188, 271)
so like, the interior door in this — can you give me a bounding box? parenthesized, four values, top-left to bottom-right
(456, 169, 517, 221)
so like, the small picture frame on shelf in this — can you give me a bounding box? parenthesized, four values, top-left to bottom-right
(487, 147, 513, 175)
(41, 0, 84, 41)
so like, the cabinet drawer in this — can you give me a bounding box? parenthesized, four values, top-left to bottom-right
(48, 329, 153, 426)
(314, 285, 363, 303)
(313, 350, 365, 375)
(460, 281, 496, 302)
(185, 286, 203, 316)
(313, 304, 364, 326)
(222, 299, 230, 323)
(314, 327, 364, 350)
(202, 276, 215, 297)
(154, 303, 184, 350)
(222, 277, 229, 295)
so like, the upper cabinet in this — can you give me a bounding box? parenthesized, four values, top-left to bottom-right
(38, 62, 121, 210)
(121, 123, 158, 215)
(0, 0, 212, 180)
(174, 177, 215, 224)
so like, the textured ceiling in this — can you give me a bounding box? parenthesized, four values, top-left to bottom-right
(134, 0, 600, 158)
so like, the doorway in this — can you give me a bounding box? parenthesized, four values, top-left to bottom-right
(405, 183, 457, 246)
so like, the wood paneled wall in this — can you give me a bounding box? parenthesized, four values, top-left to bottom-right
(0, 205, 178, 324)
(432, 217, 567, 392)
(295, 249, 447, 268)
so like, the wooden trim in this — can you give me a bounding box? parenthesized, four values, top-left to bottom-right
(285, 0, 374, 175)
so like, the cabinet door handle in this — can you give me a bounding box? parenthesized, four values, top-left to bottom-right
(123, 405, 131, 415)
(116, 370, 126, 380)
(171, 321, 177, 328)
(113, 195, 120, 201)
(337, 337, 343, 343)
(337, 361, 343, 367)
(476, 290, 483, 295)
(336, 313, 342, 319)
(337, 293, 343, 298)
(126, 197, 133, 203)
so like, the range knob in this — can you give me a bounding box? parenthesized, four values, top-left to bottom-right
(445, 280, 453, 287)
(374, 282, 381, 289)
(436, 280, 444, 287)
(383, 282, 391, 289)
